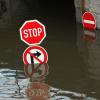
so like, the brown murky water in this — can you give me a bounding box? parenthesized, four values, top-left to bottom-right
(0, 1, 100, 100)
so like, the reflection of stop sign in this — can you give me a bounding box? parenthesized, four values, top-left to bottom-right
(26, 82, 49, 100)
(82, 12, 96, 30)
(20, 20, 46, 45)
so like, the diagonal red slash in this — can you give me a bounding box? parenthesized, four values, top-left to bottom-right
(25, 64, 42, 77)
(28, 52, 43, 64)
(24, 64, 48, 81)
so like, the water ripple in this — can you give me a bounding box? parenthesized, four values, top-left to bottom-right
(0, 68, 98, 100)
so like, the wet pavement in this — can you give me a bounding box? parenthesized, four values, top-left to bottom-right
(0, 2, 100, 100)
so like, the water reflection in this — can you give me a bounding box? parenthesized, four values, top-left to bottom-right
(24, 64, 97, 100)
(50, 87, 97, 100)
(76, 24, 100, 81)
(24, 64, 49, 81)
(82, 30, 96, 43)
(0, 68, 28, 100)
(24, 63, 50, 100)
(0, 63, 98, 100)
(26, 82, 50, 100)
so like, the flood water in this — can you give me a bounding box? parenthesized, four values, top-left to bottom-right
(0, 1, 100, 100)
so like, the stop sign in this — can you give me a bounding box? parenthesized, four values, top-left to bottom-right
(20, 20, 46, 45)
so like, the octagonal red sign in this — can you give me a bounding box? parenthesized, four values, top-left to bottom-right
(20, 20, 46, 45)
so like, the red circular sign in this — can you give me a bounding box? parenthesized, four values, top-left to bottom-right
(20, 20, 46, 45)
(23, 46, 48, 65)
(82, 12, 96, 30)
